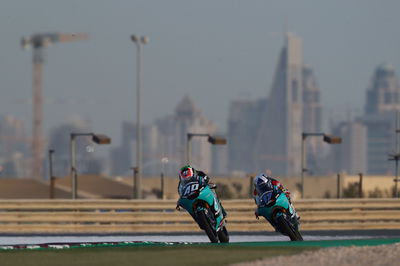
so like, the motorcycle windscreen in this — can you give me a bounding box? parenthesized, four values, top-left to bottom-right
(181, 181, 201, 199)
(259, 190, 275, 207)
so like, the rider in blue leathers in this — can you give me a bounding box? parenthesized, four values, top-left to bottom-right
(253, 173, 299, 220)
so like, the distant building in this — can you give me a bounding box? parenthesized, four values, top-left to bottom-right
(363, 64, 400, 174)
(331, 120, 367, 174)
(111, 96, 220, 176)
(110, 121, 135, 176)
(48, 118, 103, 178)
(254, 33, 304, 176)
(363, 114, 394, 174)
(110, 121, 159, 176)
(211, 142, 228, 176)
(303, 66, 323, 143)
(0, 115, 29, 177)
(366, 64, 400, 115)
(155, 96, 218, 174)
(227, 99, 266, 174)
(227, 33, 323, 177)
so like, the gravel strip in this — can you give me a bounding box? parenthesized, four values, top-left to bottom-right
(232, 243, 400, 266)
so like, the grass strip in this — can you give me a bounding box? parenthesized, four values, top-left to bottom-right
(1, 238, 399, 266)
(0, 245, 317, 266)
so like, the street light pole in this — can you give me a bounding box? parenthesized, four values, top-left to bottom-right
(131, 35, 149, 199)
(70, 133, 111, 199)
(161, 157, 168, 200)
(396, 159, 399, 198)
(186, 133, 227, 165)
(392, 128, 400, 198)
(389, 153, 400, 197)
(301, 133, 342, 198)
(70, 134, 77, 199)
(48, 149, 55, 199)
(301, 134, 306, 198)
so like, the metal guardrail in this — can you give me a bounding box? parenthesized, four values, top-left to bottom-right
(0, 199, 400, 233)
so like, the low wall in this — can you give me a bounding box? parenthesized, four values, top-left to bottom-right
(0, 198, 399, 234)
(132, 175, 398, 200)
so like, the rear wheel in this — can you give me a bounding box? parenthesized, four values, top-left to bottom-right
(217, 225, 229, 243)
(197, 208, 218, 243)
(276, 214, 303, 241)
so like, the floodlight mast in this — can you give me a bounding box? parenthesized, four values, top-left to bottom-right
(301, 133, 342, 198)
(186, 133, 227, 164)
(70, 133, 111, 199)
(21, 33, 88, 180)
(130, 34, 149, 199)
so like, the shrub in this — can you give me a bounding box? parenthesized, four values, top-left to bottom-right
(342, 182, 360, 198)
(368, 187, 384, 198)
(323, 190, 331, 199)
(151, 188, 162, 199)
(232, 182, 243, 195)
(216, 183, 234, 199)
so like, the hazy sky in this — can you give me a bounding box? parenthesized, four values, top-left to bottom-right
(1, 0, 400, 145)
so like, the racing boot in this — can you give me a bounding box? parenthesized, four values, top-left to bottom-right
(215, 194, 227, 218)
(290, 203, 300, 222)
(221, 204, 227, 218)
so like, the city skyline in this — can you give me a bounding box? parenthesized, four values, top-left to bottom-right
(2, 60, 400, 177)
(0, 1, 399, 146)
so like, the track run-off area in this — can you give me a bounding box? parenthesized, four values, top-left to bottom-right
(1, 230, 400, 250)
(1, 232, 399, 266)
(0, 238, 399, 250)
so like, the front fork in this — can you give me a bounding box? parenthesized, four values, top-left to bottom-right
(195, 202, 226, 232)
(194, 203, 215, 230)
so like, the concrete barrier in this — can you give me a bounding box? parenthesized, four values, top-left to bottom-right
(0, 199, 399, 233)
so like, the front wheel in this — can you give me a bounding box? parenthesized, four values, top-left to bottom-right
(217, 225, 229, 243)
(197, 209, 218, 243)
(276, 215, 303, 241)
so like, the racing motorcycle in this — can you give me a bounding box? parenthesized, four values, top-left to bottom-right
(256, 189, 303, 241)
(177, 181, 229, 243)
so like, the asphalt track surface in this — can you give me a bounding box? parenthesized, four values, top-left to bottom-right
(1, 230, 400, 246)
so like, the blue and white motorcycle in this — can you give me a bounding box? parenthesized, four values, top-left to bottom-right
(177, 181, 229, 243)
(256, 189, 303, 241)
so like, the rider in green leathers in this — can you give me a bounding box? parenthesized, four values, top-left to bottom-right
(176, 165, 227, 218)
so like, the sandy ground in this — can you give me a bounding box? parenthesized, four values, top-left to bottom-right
(232, 243, 400, 266)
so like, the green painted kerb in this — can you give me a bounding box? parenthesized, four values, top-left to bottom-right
(1, 238, 399, 251)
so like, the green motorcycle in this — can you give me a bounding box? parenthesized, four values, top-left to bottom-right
(257, 190, 303, 241)
(178, 181, 229, 243)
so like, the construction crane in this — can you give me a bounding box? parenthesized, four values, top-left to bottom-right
(21, 33, 88, 180)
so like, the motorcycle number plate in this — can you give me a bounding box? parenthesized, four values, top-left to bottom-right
(182, 182, 200, 197)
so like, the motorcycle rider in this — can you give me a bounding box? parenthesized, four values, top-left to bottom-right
(252, 173, 299, 220)
(176, 165, 227, 218)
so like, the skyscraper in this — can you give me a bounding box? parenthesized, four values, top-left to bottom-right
(0, 115, 29, 177)
(331, 120, 367, 174)
(227, 99, 266, 174)
(363, 64, 400, 174)
(366, 64, 400, 115)
(159, 95, 217, 173)
(111, 95, 219, 176)
(302, 65, 322, 136)
(48, 118, 103, 177)
(302, 65, 323, 171)
(254, 33, 304, 176)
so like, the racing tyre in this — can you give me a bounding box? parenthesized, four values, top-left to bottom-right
(217, 225, 229, 243)
(276, 215, 303, 241)
(197, 208, 218, 243)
